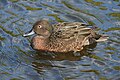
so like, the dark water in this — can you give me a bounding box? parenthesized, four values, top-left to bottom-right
(0, 0, 120, 80)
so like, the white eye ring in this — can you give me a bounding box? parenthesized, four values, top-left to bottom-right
(38, 25, 42, 28)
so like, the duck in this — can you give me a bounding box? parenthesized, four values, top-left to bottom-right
(23, 20, 108, 53)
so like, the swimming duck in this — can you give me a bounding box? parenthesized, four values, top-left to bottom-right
(23, 20, 108, 52)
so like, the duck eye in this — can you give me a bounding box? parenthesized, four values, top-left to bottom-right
(38, 25, 42, 28)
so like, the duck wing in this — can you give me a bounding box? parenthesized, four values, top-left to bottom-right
(47, 22, 108, 52)
(53, 22, 93, 40)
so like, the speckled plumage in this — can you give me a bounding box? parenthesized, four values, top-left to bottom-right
(24, 20, 108, 52)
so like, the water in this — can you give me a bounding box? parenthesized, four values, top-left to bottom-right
(0, 0, 120, 80)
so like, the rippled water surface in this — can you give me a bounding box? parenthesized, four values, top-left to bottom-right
(0, 0, 120, 80)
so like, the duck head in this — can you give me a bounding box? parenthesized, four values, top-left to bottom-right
(23, 20, 53, 38)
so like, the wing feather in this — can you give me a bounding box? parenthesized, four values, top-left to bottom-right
(52, 22, 93, 40)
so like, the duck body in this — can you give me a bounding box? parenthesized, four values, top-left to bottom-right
(23, 20, 108, 52)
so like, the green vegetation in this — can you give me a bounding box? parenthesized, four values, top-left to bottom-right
(104, 27, 120, 32)
(8, 0, 19, 2)
(85, 0, 107, 11)
(92, 1, 103, 6)
(108, 12, 120, 20)
(48, 14, 64, 22)
(99, 77, 107, 80)
(113, 0, 119, 2)
(113, 66, 120, 71)
(87, 21, 95, 25)
(0, 71, 11, 75)
(20, 4, 42, 11)
(80, 69, 100, 75)
(106, 52, 114, 54)
(99, 6, 108, 10)
(109, 12, 120, 18)
(89, 54, 104, 61)
(105, 46, 116, 51)
(25, 6, 42, 11)
(10, 78, 21, 80)
(85, 0, 93, 3)
(81, 64, 91, 66)
(5, 11, 18, 16)
(0, 36, 5, 41)
(118, 56, 120, 58)
(85, 0, 104, 6)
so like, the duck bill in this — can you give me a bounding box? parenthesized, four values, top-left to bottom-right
(23, 30, 35, 37)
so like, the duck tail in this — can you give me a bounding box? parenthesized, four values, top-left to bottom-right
(96, 35, 109, 42)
